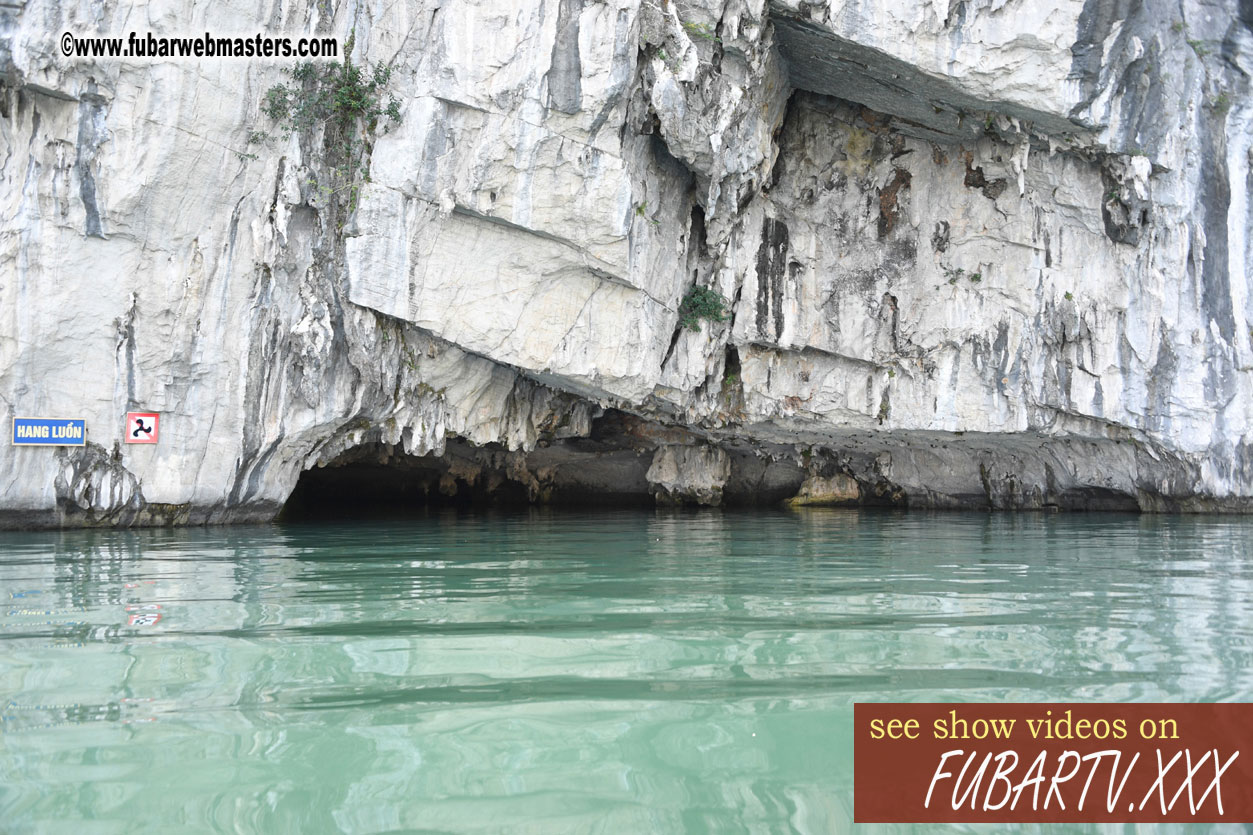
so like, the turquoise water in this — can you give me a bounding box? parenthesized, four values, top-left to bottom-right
(1, 509, 1252, 833)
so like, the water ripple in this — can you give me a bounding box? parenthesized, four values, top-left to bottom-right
(2, 510, 1252, 833)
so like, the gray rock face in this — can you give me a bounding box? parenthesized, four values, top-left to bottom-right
(0, 0, 1250, 526)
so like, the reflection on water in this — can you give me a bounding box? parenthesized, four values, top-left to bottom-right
(1, 510, 1252, 833)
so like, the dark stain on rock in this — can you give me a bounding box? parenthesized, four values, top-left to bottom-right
(964, 157, 1007, 200)
(1146, 322, 1177, 435)
(881, 293, 899, 353)
(1055, 485, 1139, 512)
(1069, 0, 1134, 115)
(877, 168, 911, 238)
(1099, 167, 1149, 246)
(546, 0, 584, 114)
(114, 293, 138, 407)
(74, 90, 109, 238)
(863, 479, 906, 507)
(1113, 39, 1167, 151)
(1198, 109, 1236, 345)
(724, 344, 741, 383)
(992, 321, 1010, 369)
(931, 220, 950, 252)
(756, 217, 790, 340)
(892, 237, 917, 265)
(944, 0, 969, 29)
(1100, 199, 1147, 245)
(963, 159, 984, 187)
(1055, 352, 1072, 408)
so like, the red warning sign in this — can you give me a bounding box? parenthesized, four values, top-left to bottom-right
(125, 412, 159, 444)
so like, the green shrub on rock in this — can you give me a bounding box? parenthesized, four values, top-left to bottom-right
(679, 286, 729, 331)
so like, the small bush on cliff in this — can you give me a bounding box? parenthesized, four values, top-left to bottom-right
(259, 34, 401, 212)
(262, 49, 401, 140)
(682, 21, 720, 43)
(679, 286, 729, 331)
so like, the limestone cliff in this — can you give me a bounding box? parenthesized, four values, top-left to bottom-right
(1, 0, 1251, 526)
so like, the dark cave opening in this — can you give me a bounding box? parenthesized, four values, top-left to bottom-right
(280, 430, 660, 522)
(280, 447, 534, 521)
(279, 411, 836, 521)
(279, 412, 1159, 519)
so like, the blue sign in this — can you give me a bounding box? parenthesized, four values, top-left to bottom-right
(12, 417, 86, 446)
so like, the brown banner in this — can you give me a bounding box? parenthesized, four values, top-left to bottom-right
(855, 703, 1253, 823)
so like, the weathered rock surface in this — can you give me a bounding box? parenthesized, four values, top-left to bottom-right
(1, 0, 1250, 526)
(786, 473, 860, 507)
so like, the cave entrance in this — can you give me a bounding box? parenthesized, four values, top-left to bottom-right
(280, 442, 532, 521)
(279, 428, 658, 522)
(279, 411, 828, 522)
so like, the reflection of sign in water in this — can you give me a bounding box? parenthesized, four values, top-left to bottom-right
(125, 412, 160, 444)
(125, 604, 162, 627)
(3, 698, 158, 730)
(12, 417, 86, 446)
